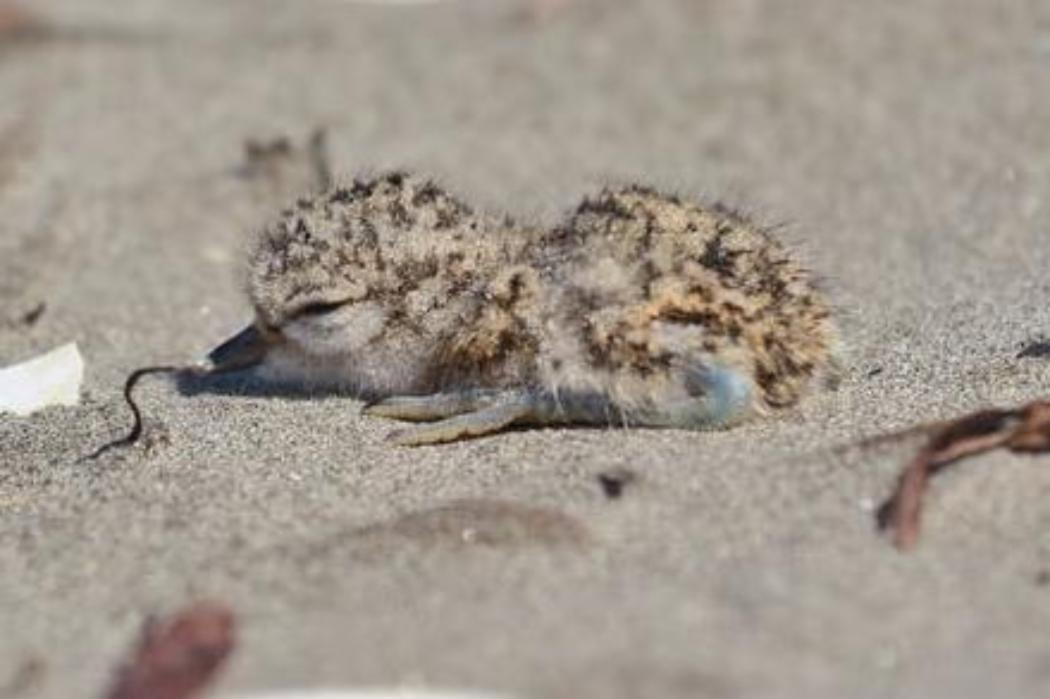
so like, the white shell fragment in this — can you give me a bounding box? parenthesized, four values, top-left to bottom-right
(0, 342, 84, 416)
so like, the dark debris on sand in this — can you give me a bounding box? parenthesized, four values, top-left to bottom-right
(1017, 339, 1050, 359)
(596, 468, 637, 499)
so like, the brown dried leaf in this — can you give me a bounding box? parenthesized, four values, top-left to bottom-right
(0, 3, 49, 44)
(105, 602, 235, 699)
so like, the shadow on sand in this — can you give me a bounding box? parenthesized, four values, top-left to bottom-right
(173, 368, 366, 402)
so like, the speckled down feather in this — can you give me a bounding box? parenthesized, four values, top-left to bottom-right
(245, 171, 836, 424)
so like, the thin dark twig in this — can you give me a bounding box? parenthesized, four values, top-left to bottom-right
(81, 365, 181, 461)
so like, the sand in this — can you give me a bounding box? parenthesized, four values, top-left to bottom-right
(2, 0, 1050, 697)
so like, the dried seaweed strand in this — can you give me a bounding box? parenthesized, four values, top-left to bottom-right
(82, 365, 181, 461)
(876, 400, 1050, 550)
(831, 418, 948, 455)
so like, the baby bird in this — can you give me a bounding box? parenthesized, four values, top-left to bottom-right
(205, 172, 836, 445)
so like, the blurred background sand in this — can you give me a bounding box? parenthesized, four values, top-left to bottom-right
(2, 1, 1050, 696)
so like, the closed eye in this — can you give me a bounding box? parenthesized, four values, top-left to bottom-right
(291, 299, 351, 318)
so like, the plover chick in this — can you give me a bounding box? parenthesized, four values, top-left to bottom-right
(205, 173, 836, 445)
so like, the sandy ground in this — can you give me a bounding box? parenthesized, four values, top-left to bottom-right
(2, 0, 1050, 696)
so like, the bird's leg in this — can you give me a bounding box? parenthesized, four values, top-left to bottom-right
(387, 400, 533, 446)
(362, 389, 503, 422)
(362, 362, 756, 446)
(364, 390, 551, 446)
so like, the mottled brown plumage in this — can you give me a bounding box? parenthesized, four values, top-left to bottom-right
(207, 172, 837, 445)
(538, 185, 835, 411)
(244, 171, 533, 398)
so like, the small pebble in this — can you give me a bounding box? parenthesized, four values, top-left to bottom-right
(597, 468, 637, 499)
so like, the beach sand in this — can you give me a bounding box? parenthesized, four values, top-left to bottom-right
(2, 0, 1050, 696)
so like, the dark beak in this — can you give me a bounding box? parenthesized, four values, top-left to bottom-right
(205, 324, 272, 373)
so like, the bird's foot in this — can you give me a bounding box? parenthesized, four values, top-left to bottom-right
(363, 389, 546, 446)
